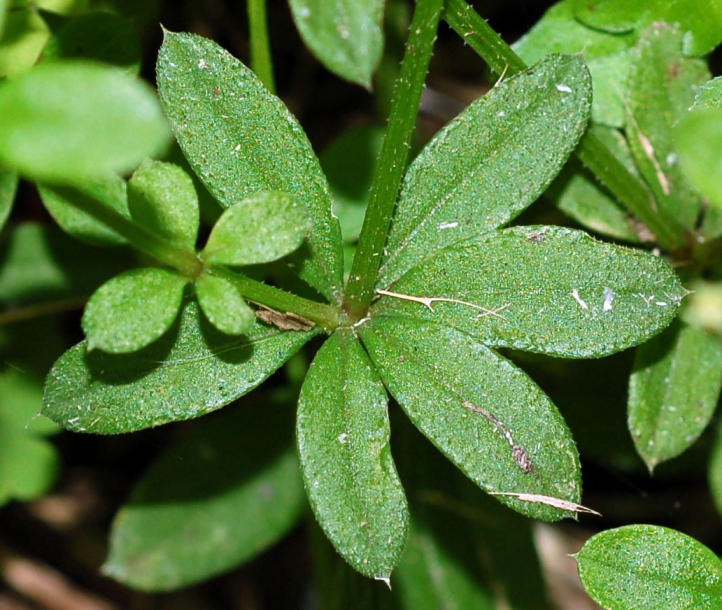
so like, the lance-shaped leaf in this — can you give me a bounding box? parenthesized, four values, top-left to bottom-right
(576, 525, 722, 609)
(629, 322, 722, 471)
(0, 61, 170, 183)
(202, 191, 310, 266)
(373, 226, 685, 358)
(157, 31, 343, 301)
(297, 330, 408, 580)
(572, 0, 722, 56)
(128, 160, 199, 251)
(82, 267, 188, 354)
(378, 53, 592, 287)
(195, 273, 254, 336)
(289, 0, 384, 88)
(43, 300, 318, 433)
(39, 176, 129, 247)
(626, 23, 710, 230)
(105, 392, 305, 591)
(359, 316, 582, 521)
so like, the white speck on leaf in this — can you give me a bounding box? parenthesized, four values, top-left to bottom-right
(198, 59, 208, 69)
(438, 222, 458, 230)
(338, 433, 348, 444)
(603, 287, 615, 312)
(571, 289, 588, 310)
(556, 83, 572, 93)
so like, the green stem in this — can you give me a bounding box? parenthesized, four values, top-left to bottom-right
(443, 0, 688, 252)
(344, 0, 444, 318)
(48, 185, 203, 278)
(247, 0, 276, 94)
(208, 265, 342, 329)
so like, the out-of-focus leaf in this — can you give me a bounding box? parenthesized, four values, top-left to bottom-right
(676, 108, 722, 211)
(0, 222, 134, 306)
(39, 176, 129, 247)
(297, 330, 408, 580)
(128, 160, 199, 251)
(195, 273, 254, 336)
(157, 31, 343, 302)
(82, 268, 187, 353)
(289, 0, 384, 88)
(586, 49, 632, 127)
(693, 76, 722, 110)
(0, 8, 50, 77)
(374, 226, 685, 358)
(626, 23, 709, 229)
(0, 166, 18, 232)
(572, 0, 722, 56)
(202, 192, 309, 266)
(43, 300, 319, 433)
(549, 125, 641, 242)
(682, 280, 722, 335)
(0, 61, 171, 183)
(378, 54, 592, 287)
(320, 124, 384, 244)
(576, 525, 722, 609)
(42, 11, 142, 73)
(628, 321, 722, 471)
(360, 316, 582, 521)
(105, 392, 305, 591)
(0, 370, 59, 506)
(709, 421, 722, 518)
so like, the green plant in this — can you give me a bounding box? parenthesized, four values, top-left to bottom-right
(1, 0, 722, 607)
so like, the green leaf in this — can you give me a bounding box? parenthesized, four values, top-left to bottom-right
(289, 0, 384, 88)
(0, 61, 171, 183)
(586, 49, 632, 127)
(0, 370, 59, 506)
(576, 525, 722, 609)
(0, 222, 134, 306)
(693, 76, 722, 110)
(549, 125, 641, 242)
(42, 11, 142, 73)
(628, 322, 722, 471)
(297, 330, 408, 580)
(572, 0, 722, 56)
(0, 8, 50, 77)
(195, 273, 254, 335)
(676, 108, 722, 210)
(0, 166, 18, 232)
(43, 300, 318, 433)
(82, 267, 187, 353)
(360, 316, 582, 521)
(374, 226, 685, 358)
(156, 30, 343, 301)
(709, 421, 722, 517)
(378, 53, 592, 287)
(104, 392, 305, 591)
(128, 159, 199, 251)
(202, 191, 310, 266)
(39, 175, 129, 247)
(626, 23, 710, 229)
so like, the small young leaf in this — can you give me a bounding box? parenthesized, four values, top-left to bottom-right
(629, 322, 722, 471)
(195, 273, 254, 336)
(44, 300, 318, 433)
(379, 53, 592, 287)
(289, 0, 384, 88)
(576, 525, 722, 609)
(549, 125, 641, 242)
(42, 11, 142, 73)
(693, 76, 722, 110)
(39, 176, 129, 247)
(105, 392, 305, 591)
(626, 23, 710, 229)
(676, 108, 722, 211)
(157, 31, 344, 301)
(374, 226, 685, 358)
(202, 191, 310, 266)
(0, 166, 18, 232)
(0, 62, 171, 183)
(572, 0, 722, 56)
(297, 330, 408, 580)
(128, 159, 199, 251)
(82, 267, 187, 354)
(360, 317, 582, 521)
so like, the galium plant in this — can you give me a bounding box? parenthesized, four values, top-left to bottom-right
(1, 0, 722, 607)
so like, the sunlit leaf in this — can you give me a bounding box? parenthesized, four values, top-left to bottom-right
(195, 273, 254, 336)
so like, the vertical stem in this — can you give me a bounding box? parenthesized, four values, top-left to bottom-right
(247, 0, 276, 94)
(443, 0, 688, 252)
(344, 0, 444, 318)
